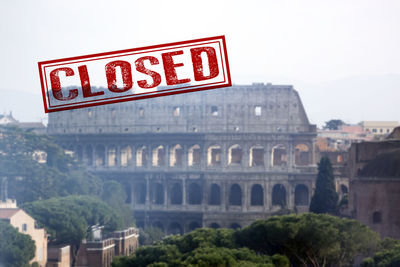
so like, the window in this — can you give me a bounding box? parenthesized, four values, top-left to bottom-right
(372, 129, 377, 133)
(208, 145, 221, 166)
(173, 107, 180, 116)
(380, 129, 383, 133)
(22, 223, 27, 232)
(373, 211, 382, 224)
(211, 106, 218, 116)
(255, 106, 262, 116)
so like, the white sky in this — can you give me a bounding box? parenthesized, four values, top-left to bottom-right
(0, 0, 399, 126)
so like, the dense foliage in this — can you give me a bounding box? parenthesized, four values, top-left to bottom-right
(21, 195, 123, 246)
(0, 126, 102, 204)
(361, 238, 400, 267)
(323, 119, 345, 130)
(115, 213, 378, 267)
(235, 213, 379, 267)
(101, 180, 134, 227)
(112, 228, 289, 267)
(139, 226, 166, 246)
(0, 220, 36, 267)
(310, 157, 339, 214)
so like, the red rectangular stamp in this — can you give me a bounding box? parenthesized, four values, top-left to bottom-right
(38, 36, 231, 113)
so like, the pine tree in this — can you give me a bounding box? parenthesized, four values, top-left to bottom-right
(310, 157, 339, 214)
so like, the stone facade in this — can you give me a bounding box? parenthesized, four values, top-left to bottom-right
(48, 84, 318, 233)
(75, 227, 139, 267)
(348, 135, 400, 239)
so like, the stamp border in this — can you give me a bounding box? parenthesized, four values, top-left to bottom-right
(38, 35, 231, 113)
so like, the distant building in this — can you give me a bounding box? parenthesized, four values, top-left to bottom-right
(0, 111, 46, 134)
(47, 245, 70, 267)
(317, 124, 373, 152)
(75, 227, 139, 267)
(0, 199, 48, 267)
(0, 112, 18, 124)
(361, 121, 399, 136)
(348, 127, 400, 238)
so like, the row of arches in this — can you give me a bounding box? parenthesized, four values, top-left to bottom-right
(72, 143, 312, 168)
(132, 182, 310, 207)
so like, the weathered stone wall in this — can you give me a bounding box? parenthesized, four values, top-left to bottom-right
(48, 84, 318, 233)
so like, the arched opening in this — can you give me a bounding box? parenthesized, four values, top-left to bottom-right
(76, 145, 83, 162)
(152, 221, 164, 232)
(340, 184, 348, 194)
(272, 184, 286, 206)
(188, 222, 201, 231)
(230, 223, 241, 229)
(152, 145, 165, 166)
(209, 223, 220, 229)
(168, 222, 183, 235)
(170, 144, 183, 167)
(95, 145, 106, 166)
(271, 145, 287, 167)
(135, 183, 146, 204)
(250, 145, 264, 166)
(209, 184, 221, 205)
(136, 146, 147, 167)
(294, 184, 309, 206)
(124, 184, 132, 204)
(107, 146, 117, 167)
(188, 183, 202, 205)
(228, 144, 242, 165)
(170, 183, 183, 205)
(121, 145, 132, 167)
(251, 184, 264, 206)
(153, 183, 164, 205)
(373, 211, 382, 224)
(295, 144, 310, 166)
(229, 184, 242, 206)
(188, 145, 201, 166)
(84, 146, 93, 165)
(208, 145, 221, 166)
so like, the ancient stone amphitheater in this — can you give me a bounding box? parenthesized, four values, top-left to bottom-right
(48, 83, 317, 234)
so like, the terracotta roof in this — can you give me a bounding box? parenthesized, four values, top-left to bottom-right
(0, 208, 20, 218)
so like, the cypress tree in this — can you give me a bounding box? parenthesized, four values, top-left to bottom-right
(310, 157, 339, 214)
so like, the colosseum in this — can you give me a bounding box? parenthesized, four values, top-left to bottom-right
(48, 83, 318, 234)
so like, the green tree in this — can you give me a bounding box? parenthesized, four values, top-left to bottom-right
(0, 220, 36, 267)
(101, 180, 135, 228)
(112, 228, 288, 267)
(310, 157, 339, 214)
(361, 238, 400, 267)
(139, 226, 166, 246)
(235, 213, 379, 267)
(21, 195, 123, 246)
(0, 125, 102, 204)
(323, 119, 345, 130)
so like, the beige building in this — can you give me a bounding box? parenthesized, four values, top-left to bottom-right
(361, 121, 399, 136)
(0, 200, 48, 267)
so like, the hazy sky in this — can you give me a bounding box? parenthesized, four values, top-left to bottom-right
(0, 0, 399, 125)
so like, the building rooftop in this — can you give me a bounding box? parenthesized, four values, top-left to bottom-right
(0, 208, 20, 219)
